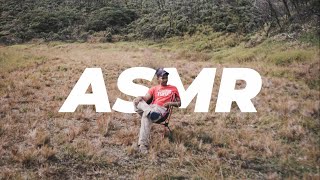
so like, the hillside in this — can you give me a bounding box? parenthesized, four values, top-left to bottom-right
(0, 37, 319, 178)
(0, 0, 319, 178)
(0, 0, 319, 44)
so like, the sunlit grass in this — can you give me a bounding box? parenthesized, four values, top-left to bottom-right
(0, 46, 46, 74)
(0, 38, 319, 179)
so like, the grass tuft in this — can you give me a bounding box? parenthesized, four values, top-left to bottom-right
(267, 50, 314, 66)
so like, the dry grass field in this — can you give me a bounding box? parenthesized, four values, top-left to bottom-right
(0, 37, 319, 179)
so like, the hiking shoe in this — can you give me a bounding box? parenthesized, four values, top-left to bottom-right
(139, 145, 148, 154)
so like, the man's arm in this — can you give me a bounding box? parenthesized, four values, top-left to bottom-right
(163, 96, 181, 108)
(134, 93, 152, 106)
(142, 93, 152, 102)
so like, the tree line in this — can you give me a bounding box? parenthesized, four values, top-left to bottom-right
(0, 0, 318, 44)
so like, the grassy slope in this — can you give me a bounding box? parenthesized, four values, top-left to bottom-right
(0, 36, 319, 179)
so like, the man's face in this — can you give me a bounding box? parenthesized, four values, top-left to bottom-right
(159, 75, 168, 86)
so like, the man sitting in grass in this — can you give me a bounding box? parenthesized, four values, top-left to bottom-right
(133, 68, 181, 154)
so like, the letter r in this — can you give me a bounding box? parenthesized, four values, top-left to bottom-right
(215, 68, 262, 112)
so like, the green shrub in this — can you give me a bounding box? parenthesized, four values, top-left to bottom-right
(299, 32, 320, 46)
(268, 50, 314, 66)
(213, 22, 226, 31)
(154, 24, 169, 39)
(289, 24, 302, 33)
(226, 24, 237, 32)
(86, 7, 137, 32)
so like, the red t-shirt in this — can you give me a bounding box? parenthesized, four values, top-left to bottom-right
(148, 85, 180, 107)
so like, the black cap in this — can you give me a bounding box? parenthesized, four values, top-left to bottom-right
(155, 68, 169, 77)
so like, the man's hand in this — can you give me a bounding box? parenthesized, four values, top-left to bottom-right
(163, 102, 171, 108)
(163, 96, 181, 108)
(134, 93, 152, 106)
(134, 96, 143, 106)
(163, 102, 180, 108)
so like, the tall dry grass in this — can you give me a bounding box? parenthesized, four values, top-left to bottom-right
(0, 39, 319, 179)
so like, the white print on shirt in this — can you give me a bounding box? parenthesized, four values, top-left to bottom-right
(157, 89, 172, 97)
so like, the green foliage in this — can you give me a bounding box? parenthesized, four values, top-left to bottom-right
(268, 50, 314, 66)
(0, 0, 318, 44)
(0, 0, 266, 43)
(226, 24, 238, 32)
(86, 7, 137, 32)
(13, 8, 82, 41)
(213, 22, 226, 31)
(299, 32, 320, 46)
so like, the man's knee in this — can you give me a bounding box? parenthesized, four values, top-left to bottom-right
(134, 98, 143, 112)
(133, 98, 140, 106)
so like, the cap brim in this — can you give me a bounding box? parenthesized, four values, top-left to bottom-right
(161, 72, 169, 76)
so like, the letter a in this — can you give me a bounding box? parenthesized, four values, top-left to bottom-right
(59, 68, 111, 112)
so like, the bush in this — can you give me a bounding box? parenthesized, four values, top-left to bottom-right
(289, 24, 302, 33)
(30, 14, 60, 33)
(268, 50, 313, 66)
(154, 24, 168, 39)
(86, 7, 137, 32)
(176, 18, 188, 32)
(140, 24, 155, 38)
(245, 22, 256, 33)
(188, 25, 197, 35)
(299, 32, 320, 46)
(165, 28, 175, 38)
(213, 22, 226, 31)
(226, 24, 237, 32)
